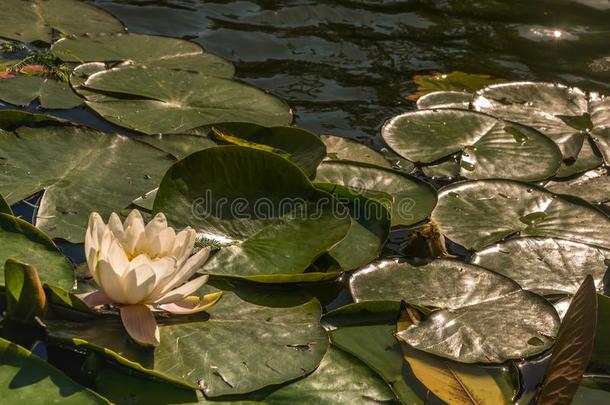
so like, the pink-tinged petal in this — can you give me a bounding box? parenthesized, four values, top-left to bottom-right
(120, 304, 160, 347)
(84, 231, 100, 284)
(154, 274, 209, 304)
(159, 247, 211, 295)
(171, 228, 196, 266)
(77, 290, 113, 307)
(122, 263, 157, 304)
(159, 291, 223, 315)
(96, 259, 128, 303)
(107, 212, 125, 240)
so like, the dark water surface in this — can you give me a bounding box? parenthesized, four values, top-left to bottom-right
(88, 0, 610, 148)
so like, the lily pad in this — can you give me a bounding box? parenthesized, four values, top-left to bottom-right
(0, 0, 124, 44)
(320, 135, 392, 168)
(206, 123, 326, 177)
(0, 76, 82, 109)
(0, 338, 107, 403)
(554, 137, 604, 178)
(0, 125, 174, 241)
(546, 168, 610, 205)
(47, 291, 328, 397)
(138, 134, 218, 160)
(0, 213, 74, 289)
(314, 161, 437, 227)
(416, 91, 472, 110)
(153, 146, 351, 281)
(420, 157, 461, 181)
(77, 66, 292, 134)
(351, 259, 560, 363)
(52, 33, 234, 78)
(382, 109, 562, 181)
(471, 237, 610, 295)
(315, 184, 391, 271)
(432, 179, 610, 251)
(0, 194, 11, 215)
(408, 71, 505, 101)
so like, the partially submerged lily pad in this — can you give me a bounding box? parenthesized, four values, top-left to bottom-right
(0, 0, 124, 43)
(408, 71, 505, 101)
(432, 179, 610, 251)
(416, 91, 472, 110)
(46, 291, 328, 397)
(77, 66, 292, 134)
(320, 135, 392, 168)
(154, 146, 351, 281)
(350, 259, 560, 363)
(0, 76, 82, 109)
(382, 109, 562, 181)
(0, 125, 174, 241)
(315, 161, 437, 227)
(472, 237, 610, 295)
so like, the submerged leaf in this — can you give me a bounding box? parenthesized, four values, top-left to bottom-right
(408, 71, 505, 101)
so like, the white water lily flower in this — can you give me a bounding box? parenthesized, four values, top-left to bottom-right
(80, 209, 222, 347)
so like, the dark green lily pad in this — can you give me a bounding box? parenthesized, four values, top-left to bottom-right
(52, 33, 234, 78)
(408, 71, 505, 101)
(0, 213, 74, 289)
(0, 194, 11, 215)
(0, 76, 83, 109)
(314, 161, 437, 227)
(77, 66, 292, 134)
(0, 125, 174, 241)
(432, 179, 610, 251)
(0, 109, 66, 128)
(0, 0, 124, 44)
(416, 91, 472, 110)
(315, 184, 391, 271)
(472, 237, 610, 295)
(205, 123, 326, 177)
(153, 146, 350, 281)
(546, 168, 610, 205)
(47, 291, 328, 397)
(138, 134, 218, 160)
(320, 135, 392, 168)
(382, 109, 561, 181)
(349, 259, 559, 363)
(0, 338, 108, 403)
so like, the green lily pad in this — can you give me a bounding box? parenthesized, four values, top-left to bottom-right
(554, 137, 604, 178)
(416, 91, 472, 110)
(0, 76, 82, 109)
(47, 291, 328, 397)
(77, 66, 292, 134)
(0, 109, 66, 128)
(0, 338, 108, 403)
(472, 237, 610, 295)
(432, 179, 610, 251)
(323, 301, 425, 404)
(408, 71, 505, 101)
(546, 168, 610, 205)
(382, 109, 562, 181)
(153, 146, 350, 281)
(320, 135, 392, 168)
(0, 125, 174, 241)
(52, 33, 234, 78)
(206, 123, 326, 177)
(0, 0, 124, 44)
(420, 157, 461, 181)
(0, 213, 74, 289)
(0, 194, 11, 215)
(138, 134, 218, 160)
(315, 184, 391, 271)
(474, 82, 609, 173)
(314, 161, 437, 227)
(349, 259, 559, 363)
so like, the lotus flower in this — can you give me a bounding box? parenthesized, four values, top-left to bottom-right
(80, 210, 222, 347)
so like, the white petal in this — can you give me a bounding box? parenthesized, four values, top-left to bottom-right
(147, 257, 179, 300)
(107, 238, 130, 277)
(129, 253, 152, 269)
(138, 213, 168, 257)
(158, 291, 223, 315)
(150, 227, 176, 258)
(107, 212, 125, 240)
(123, 209, 145, 230)
(122, 263, 156, 304)
(96, 259, 127, 303)
(84, 230, 100, 284)
(120, 304, 160, 347)
(86, 212, 104, 250)
(171, 228, 196, 266)
(123, 215, 145, 256)
(154, 274, 209, 304)
(159, 247, 211, 295)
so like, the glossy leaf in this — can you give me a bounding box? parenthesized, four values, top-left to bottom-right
(5, 259, 47, 323)
(537, 276, 597, 405)
(472, 237, 610, 295)
(416, 91, 472, 110)
(47, 291, 328, 397)
(0, 76, 82, 109)
(590, 294, 610, 373)
(77, 66, 292, 135)
(351, 259, 560, 363)
(432, 179, 610, 251)
(315, 161, 437, 227)
(154, 146, 350, 281)
(320, 135, 392, 168)
(0, 213, 74, 289)
(408, 71, 505, 101)
(546, 167, 610, 204)
(0, 125, 174, 241)
(382, 109, 561, 181)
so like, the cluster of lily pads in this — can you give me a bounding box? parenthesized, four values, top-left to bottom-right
(0, 0, 609, 404)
